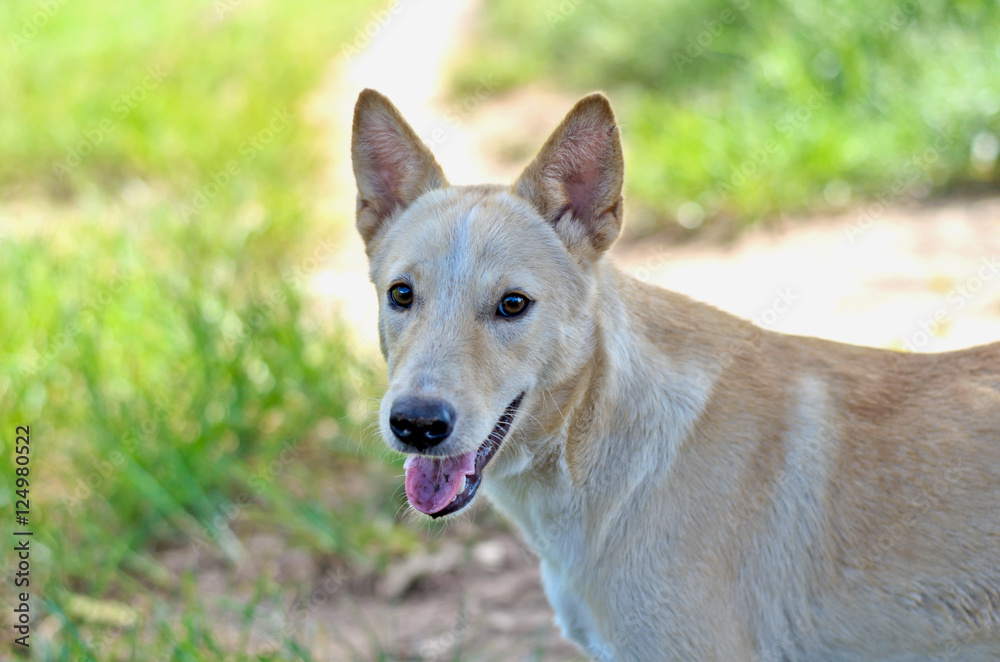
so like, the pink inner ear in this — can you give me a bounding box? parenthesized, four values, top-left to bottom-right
(565, 169, 600, 220)
(377, 166, 400, 200)
(364, 115, 414, 207)
(548, 120, 611, 222)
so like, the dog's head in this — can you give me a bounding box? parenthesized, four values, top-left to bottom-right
(351, 89, 624, 517)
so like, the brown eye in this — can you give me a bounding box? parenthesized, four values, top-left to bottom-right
(497, 293, 529, 318)
(389, 284, 413, 308)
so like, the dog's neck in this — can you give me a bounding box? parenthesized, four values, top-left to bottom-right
(486, 261, 724, 562)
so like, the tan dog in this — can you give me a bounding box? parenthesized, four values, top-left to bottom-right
(351, 88, 1000, 661)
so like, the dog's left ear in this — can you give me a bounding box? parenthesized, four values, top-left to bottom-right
(514, 93, 624, 258)
(352, 89, 448, 250)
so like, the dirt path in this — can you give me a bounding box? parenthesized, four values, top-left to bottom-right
(320, 530, 582, 661)
(157, 523, 582, 660)
(612, 196, 1000, 352)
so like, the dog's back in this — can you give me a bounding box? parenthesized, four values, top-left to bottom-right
(560, 274, 1000, 659)
(685, 298, 1000, 657)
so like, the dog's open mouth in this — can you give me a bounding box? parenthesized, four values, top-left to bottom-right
(403, 394, 523, 518)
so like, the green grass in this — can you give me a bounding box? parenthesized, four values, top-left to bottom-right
(0, 0, 433, 658)
(454, 0, 1000, 234)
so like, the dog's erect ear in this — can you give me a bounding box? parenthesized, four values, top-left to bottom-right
(513, 93, 624, 257)
(352, 89, 447, 248)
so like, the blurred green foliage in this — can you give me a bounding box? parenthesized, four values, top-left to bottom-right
(0, 0, 426, 658)
(455, 0, 1000, 233)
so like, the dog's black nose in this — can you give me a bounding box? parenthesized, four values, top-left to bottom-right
(389, 397, 456, 450)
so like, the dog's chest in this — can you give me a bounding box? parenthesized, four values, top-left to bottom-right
(537, 555, 618, 658)
(485, 478, 614, 657)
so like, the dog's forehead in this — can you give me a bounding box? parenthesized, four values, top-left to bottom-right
(374, 186, 567, 287)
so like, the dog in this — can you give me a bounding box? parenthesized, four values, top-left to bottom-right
(351, 88, 1000, 661)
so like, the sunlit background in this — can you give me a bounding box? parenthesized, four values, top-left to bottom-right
(2, 0, 999, 658)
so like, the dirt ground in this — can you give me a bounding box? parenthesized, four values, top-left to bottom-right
(154, 520, 583, 661)
(318, 529, 584, 661)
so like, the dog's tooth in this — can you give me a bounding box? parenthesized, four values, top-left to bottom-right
(459, 475, 467, 494)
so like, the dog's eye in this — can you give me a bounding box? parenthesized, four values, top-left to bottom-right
(497, 293, 530, 318)
(389, 284, 413, 308)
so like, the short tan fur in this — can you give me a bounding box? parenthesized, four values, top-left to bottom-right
(352, 88, 1000, 661)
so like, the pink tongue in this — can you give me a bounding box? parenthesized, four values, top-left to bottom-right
(404, 450, 477, 515)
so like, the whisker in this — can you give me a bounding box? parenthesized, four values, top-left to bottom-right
(545, 387, 568, 425)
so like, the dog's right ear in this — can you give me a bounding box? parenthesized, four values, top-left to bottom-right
(351, 89, 447, 249)
(514, 92, 624, 259)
